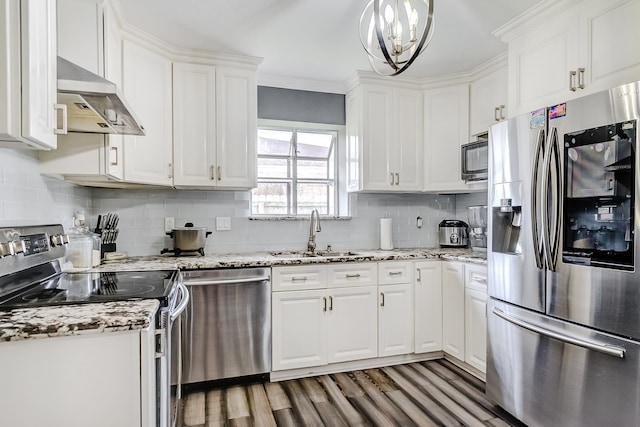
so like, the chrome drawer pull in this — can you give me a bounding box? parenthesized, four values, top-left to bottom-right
(291, 276, 308, 282)
(345, 273, 361, 279)
(389, 271, 402, 276)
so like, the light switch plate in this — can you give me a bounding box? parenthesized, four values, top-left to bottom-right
(216, 217, 231, 231)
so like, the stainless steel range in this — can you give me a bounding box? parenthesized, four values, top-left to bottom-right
(0, 224, 189, 427)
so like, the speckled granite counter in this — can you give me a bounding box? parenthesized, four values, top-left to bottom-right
(96, 247, 486, 272)
(0, 299, 159, 342)
(1, 248, 484, 342)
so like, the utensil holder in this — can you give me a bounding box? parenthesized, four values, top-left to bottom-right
(101, 243, 116, 258)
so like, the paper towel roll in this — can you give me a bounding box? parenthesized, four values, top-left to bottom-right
(380, 218, 393, 250)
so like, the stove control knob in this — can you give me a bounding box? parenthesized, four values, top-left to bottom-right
(50, 234, 63, 247)
(61, 234, 70, 245)
(12, 240, 25, 254)
(0, 241, 15, 257)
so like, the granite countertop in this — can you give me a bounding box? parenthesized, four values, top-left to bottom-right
(0, 299, 159, 342)
(1, 248, 485, 342)
(96, 247, 486, 272)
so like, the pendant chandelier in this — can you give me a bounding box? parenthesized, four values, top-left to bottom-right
(359, 0, 434, 76)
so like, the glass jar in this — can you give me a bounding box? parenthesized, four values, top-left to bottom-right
(64, 226, 99, 271)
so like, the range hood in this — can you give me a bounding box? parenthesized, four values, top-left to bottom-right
(57, 57, 145, 136)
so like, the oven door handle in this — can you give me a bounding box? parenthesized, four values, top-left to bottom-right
(170, 281, 190, 321)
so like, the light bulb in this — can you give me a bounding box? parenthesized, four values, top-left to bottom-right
(410, 8, 418, 26)
(384, 4, 394, 24)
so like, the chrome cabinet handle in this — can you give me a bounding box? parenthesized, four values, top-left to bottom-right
(210, 165, 215, 181)
(323, 297, 327, 312)
(394, 173, 399, 185)
(168, 163, 173, 179)
(109, 146, 119, 166)
(416, 268, 421, 282)
(345, 273, 361, 279)
(499, 105, 506, 120)
(569, 70, 577, 91)
(54, 103, 67, 134)
(577, 67, 585, 89)
(329, 296, 333, 311)
(217, 166, 221, 181)
(493, 308, 625, 359)
(291, 276, 308, 282)
(390, 173, 394, 185)
(494, 106, 500, 122)
(380, 292, 385, 307)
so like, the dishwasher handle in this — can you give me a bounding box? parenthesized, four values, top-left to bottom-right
(185, 276, 270, 286)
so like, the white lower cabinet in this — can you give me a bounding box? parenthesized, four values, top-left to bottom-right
(442, 261, 488, 374)
(414, 260, 442, 354)
(0, 330, 154, 427)
(272, 289, 328, 371)
(378, 283, 414, 357)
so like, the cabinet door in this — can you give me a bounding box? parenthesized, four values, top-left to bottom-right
(470, 66, 507, 137)
(327, 286, 378, 363)
(215, 66, 256, 188)
(423, 84, 470, 192)
(272, 290, 328, 371)
(20, 0, 58, 149)
(465, 287, 487, 373)
(414, 261, 442, 354)
(442, 262, 465, 359)
(173, 63, 217, 187)
(361, 85, 394, 190)
(378, 283, 414, 357)
(0, 332, 142, 427)
(57, 0, 103, 75)
(103, 2, 124, 180)
(392, 88, 423, 190)
(122, 40, 173, 186)
(580, 0, 640, 94)
(508, 10, 580, 115)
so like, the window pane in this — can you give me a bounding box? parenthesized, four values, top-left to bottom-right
(258, 158, 290, 178)
(258, 129, 292, 156)
(297, 132, 333, 158)
(252, 182, 290, 214)
(297, 159, 329, 179)
(297, 182, 332, 215)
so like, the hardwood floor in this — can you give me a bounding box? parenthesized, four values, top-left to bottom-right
(178, 359, 525, 427)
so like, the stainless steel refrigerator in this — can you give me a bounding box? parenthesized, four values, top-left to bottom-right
(487, 81, 640, 427)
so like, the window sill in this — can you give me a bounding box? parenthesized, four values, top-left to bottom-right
(248, 215, 352, 221)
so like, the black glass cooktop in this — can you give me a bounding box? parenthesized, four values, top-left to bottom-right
(0, 270, 178, 310)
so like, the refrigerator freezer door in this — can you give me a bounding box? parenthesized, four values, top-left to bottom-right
(488, 117, 545, 312)
(487, 298, 640, 427)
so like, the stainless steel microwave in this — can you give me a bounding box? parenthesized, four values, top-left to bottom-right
(461, 139, 488, 181)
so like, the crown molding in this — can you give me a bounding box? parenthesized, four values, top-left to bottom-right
(257, 74, 348, 94)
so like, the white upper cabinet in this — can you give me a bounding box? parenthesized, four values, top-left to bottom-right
(40, 0, 124, 181)
(122, 40, 173, 186)
(173, 63, 257, 189)
(173, 63, 217, 187)
(469, 66, 508, 137)
(503, 0, 640, 115)
(215, 66, 257, 188)
(346, 80, 423, 192)
(0, 0, 60, 150)
(423, 83, 470, 193)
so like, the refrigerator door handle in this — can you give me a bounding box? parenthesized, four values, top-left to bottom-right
(541, 127, 560, 271)
(549, 127, 563, 268)
(531, 129, 545, 269)
(493, 308, 626, 359)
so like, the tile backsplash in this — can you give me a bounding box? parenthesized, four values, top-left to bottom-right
(0, 147, 488, 256)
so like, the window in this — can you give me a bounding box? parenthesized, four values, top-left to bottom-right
(251, 125, 338, 216)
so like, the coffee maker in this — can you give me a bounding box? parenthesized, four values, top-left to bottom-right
(467, 205, 488, 251)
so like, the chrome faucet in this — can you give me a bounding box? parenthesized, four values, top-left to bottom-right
(307, 209, 321, 253)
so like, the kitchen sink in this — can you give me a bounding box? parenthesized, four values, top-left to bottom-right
(270, 250, 360, 258)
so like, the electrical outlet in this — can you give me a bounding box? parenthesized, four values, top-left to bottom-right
(216, 217, 231, 231)
(164, 217, 175, 233)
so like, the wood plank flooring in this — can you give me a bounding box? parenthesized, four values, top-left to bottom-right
(179, 359, 525, 427)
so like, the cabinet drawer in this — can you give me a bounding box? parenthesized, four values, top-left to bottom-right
(465, 264, 487, 292)
(327, 263, 377, 288)
(378, 261, 413, 285)
(272, 265, 327, 291)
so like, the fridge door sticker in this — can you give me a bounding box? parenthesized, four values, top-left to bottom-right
(549, 103, 566, 120)
(530, 108, 546, 129)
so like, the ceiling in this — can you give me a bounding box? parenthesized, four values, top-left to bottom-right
(116, 0, 540, 90)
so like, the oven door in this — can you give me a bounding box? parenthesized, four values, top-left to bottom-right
(157, 280, 190, 427)
(461, 140, 489, 181)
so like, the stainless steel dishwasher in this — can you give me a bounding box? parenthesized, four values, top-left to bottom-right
(181, 267, 271, 385)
